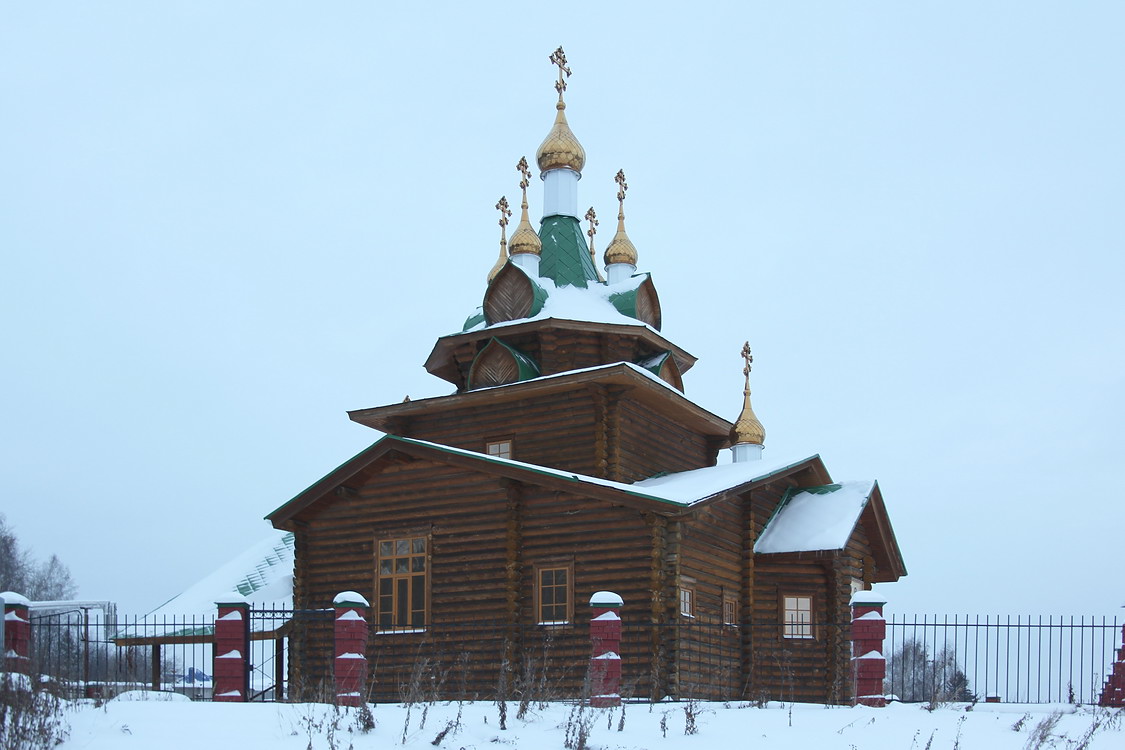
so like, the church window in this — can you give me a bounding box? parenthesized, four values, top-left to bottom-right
(782, 594, 813, 639)
(377, 536, 427, 630)
(486, 439, 513, 460)
(723, 596, 738, 625)
(679, 586, 695, 617)
(536, 564, 572, 624)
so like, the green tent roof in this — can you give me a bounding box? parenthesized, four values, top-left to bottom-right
(538, 215, 599, 288)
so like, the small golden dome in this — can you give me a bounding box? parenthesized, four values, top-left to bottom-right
(603, 169, 637, 267)
(730, 342, 766, 446)
(730, 387, 766, 446)
(603, 222, 638, 266)
(536, 101, 586, 174)
(509, 213, 542, 256)
(509, 157, 542, 256)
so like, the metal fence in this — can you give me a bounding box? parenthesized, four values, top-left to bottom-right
(20, 609, 1125, 705)
(885, 614, 1123, 705)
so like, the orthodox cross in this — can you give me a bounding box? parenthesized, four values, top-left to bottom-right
(585, 206, 601, 279)
(496, 195, 512, 240)
(517, 156, 532, 206)
(741, 341, 754, 387)
(615, 169, 629, 218)
(549, 46, 571, 97)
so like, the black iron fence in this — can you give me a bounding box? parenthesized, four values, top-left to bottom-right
(884, 614, 1123, 705)
(20, 609, 1125, 705)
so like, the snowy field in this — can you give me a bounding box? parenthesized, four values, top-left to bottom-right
(58, 693, 1125, 750)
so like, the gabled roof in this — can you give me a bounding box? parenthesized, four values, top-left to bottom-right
(754, 480, 907, 582)
(266, 433, 827, 528)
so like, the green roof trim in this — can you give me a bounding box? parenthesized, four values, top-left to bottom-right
(607, 272, 651, 322)
(462, 307, 486, 331)
(638, 351, 672, 376)
(538, 215, 599, 288)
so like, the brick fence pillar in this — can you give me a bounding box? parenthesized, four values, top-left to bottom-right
(2, 591, 31, 675)
(213, 594, 250, 702)
(334, 591, 370, 706)
(1098, 622, 1125, 707)
(850, 590, 887, 707)
(589, 591, 623, 708)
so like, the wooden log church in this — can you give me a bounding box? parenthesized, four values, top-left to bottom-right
(267, 49, 906, 703)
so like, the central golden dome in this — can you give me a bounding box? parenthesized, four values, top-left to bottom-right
(536, 100, 586, 174)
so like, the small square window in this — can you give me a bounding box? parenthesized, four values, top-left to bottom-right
(782, 595, 813, 639)
(679, 587, 695, 617)
(486, 440, 512, 460)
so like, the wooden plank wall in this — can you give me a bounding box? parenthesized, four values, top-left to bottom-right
(398, 390, 599, 475)
(615, 399, 714, 482)
(676, 500, 744, 700)
(290, 459, 679, 701)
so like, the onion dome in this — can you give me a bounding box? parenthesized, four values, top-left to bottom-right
(487, 196, 512, 283)
(603, 169, 638, 267)
(509, 157, 542, 256)
(730, 342, 766, 446)
(536, 47, 586, 174)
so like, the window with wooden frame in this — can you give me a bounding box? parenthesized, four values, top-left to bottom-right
(723, 596, 738, 626)
(376, 536, 427, 630)
(781, 594, 813, 639)
(535, 563, 573, 624)
(679, 586, 695, 617)
(485, 439, 513, 460)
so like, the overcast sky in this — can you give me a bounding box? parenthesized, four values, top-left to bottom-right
(2, 2, 1122, 618)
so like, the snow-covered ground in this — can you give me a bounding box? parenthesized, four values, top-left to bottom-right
(57, 694, 1125, 749)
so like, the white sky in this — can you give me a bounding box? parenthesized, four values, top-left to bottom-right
(1, 2, 1122, 617)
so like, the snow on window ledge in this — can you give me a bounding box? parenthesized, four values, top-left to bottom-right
(375, 628, 427, 635)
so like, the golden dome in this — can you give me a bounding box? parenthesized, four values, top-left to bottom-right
(730, 387, 766, 446)
(730, 342, 766, 446)
(509, 157, 542, 256)
(603, 169, 637, 267)
(536, 101, 586, 174)
(537, 47, 585, 174)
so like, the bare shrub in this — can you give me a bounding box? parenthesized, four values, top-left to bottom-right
(1024, 711, 1062, 750)
(0, 674, 69, 750)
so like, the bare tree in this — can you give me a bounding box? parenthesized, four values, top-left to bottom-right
(0, 515, 77, 600)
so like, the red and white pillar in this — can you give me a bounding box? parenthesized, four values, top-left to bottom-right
(850, 590, 887, 707)
(589, 591, 623, 708)
(334, 591, 370, 706)
(1098, 622, 1125, 707)
(213, 594, 250, 702)
(2, 591, 32, 675)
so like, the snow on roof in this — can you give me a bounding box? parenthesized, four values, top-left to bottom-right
(474, 360, 685, 400)
(146, 531, 295, 619)
(633, 455, 823, 504)
(460, 273, 658, 335)
(754, 480, 876, 554)
(395, 435, 819, 507)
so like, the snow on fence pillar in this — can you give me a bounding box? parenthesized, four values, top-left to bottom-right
(1098, 622, 1125, 707)
(850, 590, 887, 708)
(213, 594, 250, 702)
(334, 591, 370, 707)
(2, 591, 31, 675)
(588, 591, 623, 708)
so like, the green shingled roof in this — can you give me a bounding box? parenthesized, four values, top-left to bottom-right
(538, 215, 599, 288)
